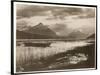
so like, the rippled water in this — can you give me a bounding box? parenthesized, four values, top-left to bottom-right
(16, 40, 93, 71)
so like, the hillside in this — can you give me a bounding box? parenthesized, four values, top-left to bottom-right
(66, 30, 87, 40)
(17, 23, 57, 39)
(87, 33, 95, 39)
(25, 23, 57, 38)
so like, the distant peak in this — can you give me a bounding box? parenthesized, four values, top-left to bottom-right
(39, 22, 43, 24)
(38, 22, 44, 26)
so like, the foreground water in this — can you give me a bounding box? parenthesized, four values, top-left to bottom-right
(16, 40, 95, 72)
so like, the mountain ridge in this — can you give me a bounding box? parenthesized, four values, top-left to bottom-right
(17, 23, 93, 40)
(87, 33, 95, 39)
(17, 23, 57, 39)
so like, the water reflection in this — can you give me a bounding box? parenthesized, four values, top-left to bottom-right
(16, 40, 94, 72)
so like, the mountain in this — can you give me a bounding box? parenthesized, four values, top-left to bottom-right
(25, 23, 57, 38)
(66, 30, 87, 40)
(17, 30, 57, 39)
(16, 30, 35, 39)
(17, 25, 28, 31)
(17, 23, 57, 39)
(87, 33, 95, 39)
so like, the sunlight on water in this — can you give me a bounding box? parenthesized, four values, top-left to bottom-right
(16, 41, 91, 65)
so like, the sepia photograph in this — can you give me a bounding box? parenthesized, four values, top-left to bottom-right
(12, 1, 97, 74)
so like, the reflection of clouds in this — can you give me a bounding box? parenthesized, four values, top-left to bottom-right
(17, 41, 90, 60)
(17, 41, 89, 70)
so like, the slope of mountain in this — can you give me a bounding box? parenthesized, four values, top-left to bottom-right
(17, 30, 57, 39)
(17, 25, 28, 31)
(87, 33, 95, 39)
(66, 30, 87, 40)
(25, 23, 57, 38)
(17, 23, 57, 39)
(17, 30, 33, 39)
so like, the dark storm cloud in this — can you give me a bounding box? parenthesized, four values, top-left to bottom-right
(17, 4, 88, 19)
(50, 8, 83, 19)
(17, 5, 49, 18)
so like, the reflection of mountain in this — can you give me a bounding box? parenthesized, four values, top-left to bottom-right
(17, 23, 57, 39)
(87, 33, 95, 39)
(66, 30, 87, 40)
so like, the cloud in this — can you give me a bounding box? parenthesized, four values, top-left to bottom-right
(17, 5, 48, 17)
(17, 18, 29, 30)
(75, 8, 96, 19)
(16, 4, 95, 20)
(50, 23, 72, 36)
(16, 4, 96, 36)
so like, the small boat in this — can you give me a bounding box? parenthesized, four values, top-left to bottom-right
(24, 42, 51, 47)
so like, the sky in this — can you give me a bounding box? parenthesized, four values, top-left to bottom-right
(16, 2, 96, 36)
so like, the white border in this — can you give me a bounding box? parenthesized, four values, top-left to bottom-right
(16, 68, 95, 74)
(14, 2, 16, 73)
(13, 1, 97, 74)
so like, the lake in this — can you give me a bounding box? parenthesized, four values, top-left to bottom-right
(16, 39, 95, 72)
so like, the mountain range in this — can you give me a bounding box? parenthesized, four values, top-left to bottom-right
(66, 30, 87, 40)
(17, 22, 95, 40)
(17, 23, 57, 39)
(87, 33, 95, 39)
